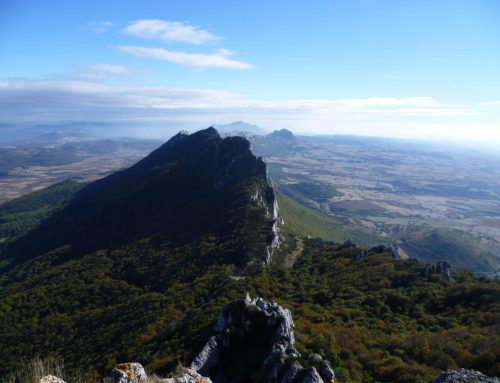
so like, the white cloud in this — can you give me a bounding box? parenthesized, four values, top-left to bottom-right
(118, 45, 253, 69)
(124, 19, 219, 45)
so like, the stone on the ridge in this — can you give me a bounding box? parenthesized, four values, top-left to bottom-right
(164, 367, 212, 383)
(39, 375, 66, 383)
(110, 362, 147, 383)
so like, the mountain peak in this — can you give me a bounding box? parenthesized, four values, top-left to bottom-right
(165, 127, 219, 147)
(3, 127, 282, 269)
(193, 126, 220, 139)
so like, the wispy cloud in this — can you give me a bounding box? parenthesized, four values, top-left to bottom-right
(76, 63, 130, 80)
(55, 63, 130, 81)
(380, 73, 403, 81)
(82, 63, 129, 75)
(124, 19, 219, 45)
(481, 101, 500, 106)
(118, 46, 253, 69)
(87, 21, 115, 33)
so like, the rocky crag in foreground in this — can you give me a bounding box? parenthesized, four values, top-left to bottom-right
(189, 294, 336, 383)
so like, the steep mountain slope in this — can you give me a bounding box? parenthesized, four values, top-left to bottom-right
(0, 128, 498, 383)
(1, 127, 281, 272)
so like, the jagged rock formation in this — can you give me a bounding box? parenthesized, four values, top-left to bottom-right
(110, 363, 147, 383)
(422, 261, 453, 280)
(189, 295, 334, 383)
(432, 369, 499, 383)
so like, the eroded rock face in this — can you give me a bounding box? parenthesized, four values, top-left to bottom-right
(110, 363, 147, 383)
(189, 295, 333, 383)
(39, 375, 66, 383)
(164, 367, 212, 383)
(432, 369, 499, 383)
(251, 185, 284, 264)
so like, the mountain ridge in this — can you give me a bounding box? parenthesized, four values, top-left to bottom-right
(1, 127, 282, 273)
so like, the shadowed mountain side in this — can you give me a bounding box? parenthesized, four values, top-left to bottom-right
(1, 128, 280, 273)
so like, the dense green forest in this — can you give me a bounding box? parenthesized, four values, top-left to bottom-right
(0, 235, 498, 383)
(0, 129, 498, 383)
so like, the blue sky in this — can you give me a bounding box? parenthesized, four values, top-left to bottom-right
(1, 0, 500, 143)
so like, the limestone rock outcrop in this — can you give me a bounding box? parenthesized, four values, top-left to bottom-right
(110, 363, 147, 383)
(39, 375, 66, 383)
(251, 185, 284, 264)
(164, 367, 212, 383)
(189, 295, 334, 383)
(432, 369, 499, 383)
